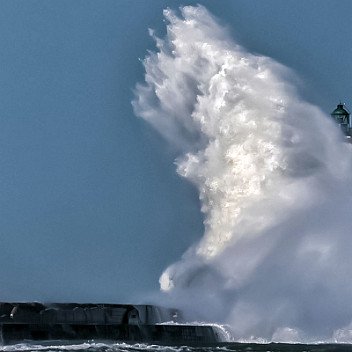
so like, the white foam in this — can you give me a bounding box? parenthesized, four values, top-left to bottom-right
(133, 4, 352, 342)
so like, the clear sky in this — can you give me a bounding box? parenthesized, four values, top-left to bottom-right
(0, 0, 351, 303)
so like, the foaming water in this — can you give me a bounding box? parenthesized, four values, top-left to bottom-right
(133, 4, 352, 343)
(2, 342, 352, 352)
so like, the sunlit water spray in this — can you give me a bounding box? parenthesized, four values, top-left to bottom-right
(133, 5, 352, 343)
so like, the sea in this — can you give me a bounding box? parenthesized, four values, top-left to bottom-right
(1, 342, 352, 352)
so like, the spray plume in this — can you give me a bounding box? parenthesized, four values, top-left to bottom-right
(133, 5, 352, 343)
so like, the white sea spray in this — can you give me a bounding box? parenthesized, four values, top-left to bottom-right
(133, 5, 352, 341)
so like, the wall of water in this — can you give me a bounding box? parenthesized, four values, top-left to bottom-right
(133, 5, 352, 343)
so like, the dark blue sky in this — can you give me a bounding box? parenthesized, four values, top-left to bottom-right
(0, 0, 351, 303)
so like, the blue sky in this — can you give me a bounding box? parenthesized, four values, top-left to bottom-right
(0, 0, 351, 303)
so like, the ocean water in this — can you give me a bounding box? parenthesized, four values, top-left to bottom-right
(133, 4, 352, 342)
(1, 342, 352, 352)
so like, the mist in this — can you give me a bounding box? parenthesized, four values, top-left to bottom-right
(133, 5, 352, 343)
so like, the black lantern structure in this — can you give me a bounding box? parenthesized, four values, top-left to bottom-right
(331, 103, 351, 136)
